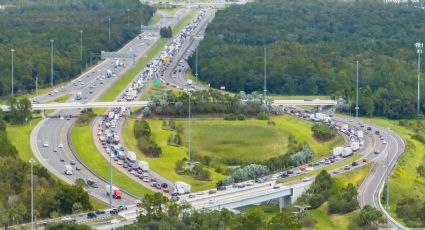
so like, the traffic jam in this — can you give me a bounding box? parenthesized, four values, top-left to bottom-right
(95, 10, 209, 199)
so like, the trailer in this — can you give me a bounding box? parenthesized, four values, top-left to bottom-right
(357, 130, 364, 139)
(175, 181, 191, 194)
(138, 160, 149, 171)
(342, 147, 353, 157)
(333, 146, 344, 156)
(126, 151, 137, 162)
(351, 141, 360, 151)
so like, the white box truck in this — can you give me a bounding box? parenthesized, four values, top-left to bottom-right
(333, 146, 344, 156)
(357, 130, 364, 139)
(175, 181, 191, 194)
(126, 151, 137, 162)
(64, 165, 73, 175)
(351, 141, 360, 151)
(342, 147, 353, 157)
(138, 160, 149, 171)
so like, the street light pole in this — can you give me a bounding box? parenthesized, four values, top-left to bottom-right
(195, 48, 198, 82)
(188, 91, 191, 162)
(108, 17, 111, 51)
(11, 49, 15, 97)
(264, 45, 267, 102)
(127, 9, 130, 29)
(109, 152, 113, 208)
(355, 60, 359, 118)
(386, 130, 390, 209)
(415, 42, 423, 114)
(80, 30, 83, 73)
(29, 158, 36, 230)
(50, 39, 54, 87)
(35, 76, 38, 97)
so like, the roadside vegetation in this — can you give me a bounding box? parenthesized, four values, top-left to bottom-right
(191, 0, 425, 119)
(0, 0, 154, 97)
(366, 118, 425, 227)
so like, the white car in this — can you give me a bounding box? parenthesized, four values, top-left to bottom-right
(382, 140, 387, 144)
(209, 199, 216, 204)
(43, 142, 49, 147)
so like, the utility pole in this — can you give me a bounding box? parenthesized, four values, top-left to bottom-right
(108, 17, 111, 51)
(80, 30, 83, 73)
(109, 152, 113, 208)
(355, 60, 359, 118)
(188, 91, 191, 162)
(29, 159, 36, 230)
(127, 9, 130, 29)
(50, 39, 54, 87)
(264, 45, 267, 101)
(195, 48, 198, 82)
(386, 130, 390, 209)
(11, 48, 15, 97)
(35, 76, 38, 97)
(416, 42, 423, 114)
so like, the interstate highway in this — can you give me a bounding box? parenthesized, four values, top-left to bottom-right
(30, 10, 190, 206)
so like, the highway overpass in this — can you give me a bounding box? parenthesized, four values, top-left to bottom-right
(0, 99, 336, 111)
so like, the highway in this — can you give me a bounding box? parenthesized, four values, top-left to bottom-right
(30, 8, 191, 213)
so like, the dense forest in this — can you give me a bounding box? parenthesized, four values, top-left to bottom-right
(0, 0, 155, 96)
(190, 0, 425, 118)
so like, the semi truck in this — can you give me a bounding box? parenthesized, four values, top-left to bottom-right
(75, 92, 82, 100)
(175, 181, 191, 194)
(106, 185, 122, 199)
(342, 147, 353, 157)
(126, 151, 137, 162)
(64, 165, 73, 175)
(333, 146, 344, 156)
(106, 69, 113, 78)
(138, 160, 149, 171)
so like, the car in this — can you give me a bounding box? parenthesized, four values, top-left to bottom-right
(374, 151, 380, 154)
(344, 165, 350, 170)
(382, 140, 387, 144)
(118, 205, 127, 211)
(58, 143, 64, 148)
(75, 165, 81, 171)
(111, 219, 121, 224)
(70, 160, 76, 165)
(163, 188, 170, 193)
(53, 149, 57, 152)
(367, 127, 372, 131)
(273, 185, 280, 189)
(87, 212, 97, 219)
(43, 142, 49, 147)
(208, 190, 217, 194)
(95, 210, 106, 215)
(87, 179, 99, 188)
(188, 194, 196, 199)
(332, 170, 339, 175)
(171, 196, 180, 201)
(60, 158, 65, 162)
(209, 199, 216, 204)
(351, 161, 359, 166)
(217, 185, 226, 191)
(362, 159, 368, 163)
(143, 177, 149, 182)
(110, 209, 118, 215)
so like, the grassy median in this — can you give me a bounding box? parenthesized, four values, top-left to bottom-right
(71, 122, 153, 198)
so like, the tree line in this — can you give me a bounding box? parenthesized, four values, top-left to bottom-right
(189, 0, 425, 118)
(0, 0, 155, 96)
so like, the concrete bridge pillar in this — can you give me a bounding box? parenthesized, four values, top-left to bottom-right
(279, 195, 292, 212)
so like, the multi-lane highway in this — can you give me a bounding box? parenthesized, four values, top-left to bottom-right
(30, 9, 191, 208)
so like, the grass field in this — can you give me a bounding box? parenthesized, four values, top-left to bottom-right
(123, 118, 224, 191)
(173, 9, 199, 36)
(122, 115, 342, 190)
(363, 118, 425, 226)
(71, 123, 153, 198)
(46, 94, 72, 103)
(269, 95, 331, 100)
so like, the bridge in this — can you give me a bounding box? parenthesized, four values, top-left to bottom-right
(181, 181, 311, 212)
(0, 99, 336, 111)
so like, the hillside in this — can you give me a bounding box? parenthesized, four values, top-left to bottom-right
(190, 0, 425, 118)
(0, 0, 155, 96)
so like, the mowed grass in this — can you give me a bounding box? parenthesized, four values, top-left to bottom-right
(363, 118, 425, 226)
(46, 93, 72, 103)
(173, 9, 199, 36)
(273, 115, 344, 160)
(269, 95, 331, 100)
(181, 119, 288, 163)
(7, 118, 42, 162)
(123, 118, 224, 191)
(71, 124, 152, 198)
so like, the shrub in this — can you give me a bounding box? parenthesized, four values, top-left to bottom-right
(311, 123, 336, 141)
(224, 114, 237, 120)
(256, 112, 270, 120)
(237, 114, 246, 120)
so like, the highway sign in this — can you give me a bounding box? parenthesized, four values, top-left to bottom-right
(101, 51, 132, 59)
(154, 79, 161, 87)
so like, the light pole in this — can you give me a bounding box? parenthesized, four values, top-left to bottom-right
(109, 152, 113, 208)
(188, 91, 191, 162)
(11, 48, 15, 97)
(355, 60, 359, 118)
(50, 39, 54, 87)
(415, 42, 423, 114)
(35, 76, 38, 97)
(108, 17, 111, 51)
(263, 45, 267, 102)
(195, 47, 198, 82)
(386, 129, 390, 209)
(127, 9, 130, 29)
(29, 158, 36, 230)
(80, 30, 83, 73)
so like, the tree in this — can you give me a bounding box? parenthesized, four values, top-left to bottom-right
(268, 211, 301, 230)
(236, 208, 267, 230)
(46, 222, 91, 230)
(359, 205, 385, 228)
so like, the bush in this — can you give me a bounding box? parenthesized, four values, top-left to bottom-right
(311, 123, 336, 141)
(223, 164, 269, 185)
(256, 112, 270, 120)
(411, 133, 425, 144)
(417, 165, 425, 177)
(76, 109, 95, 126)
(224, 114, 237, 120)
(134, 119, 162, 157)
(237, 114, 246, 120)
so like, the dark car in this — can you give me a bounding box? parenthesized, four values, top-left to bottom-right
(208, 190, 217, 194)
(95, 210, 106, 215)
(367, 127, 372, 131)
(280, 171, 288, 178)
(87, 212, 97, 219)
(287, 170, 294, 174)
(217, 185, 226, 191)
(110, 209, 118, 215)
(118, 205, 127, 211)
(351, 161, 359, 167)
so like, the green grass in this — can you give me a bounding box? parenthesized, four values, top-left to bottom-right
(89, 197, 108, 210)
(123, 118, 224, 191)
(71, 123, 153, 198)
(269, 95, 331, 100)
(173, 9, 199, 36)
(237, 204, 281, 219)
(46, 94, 72, 103)
(122, 115, 342, 190)
(307, 202, 359, 230)
(7, 118, 42, 162)
(148, 13, 162, 26)
(363, 117, 425, 227)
